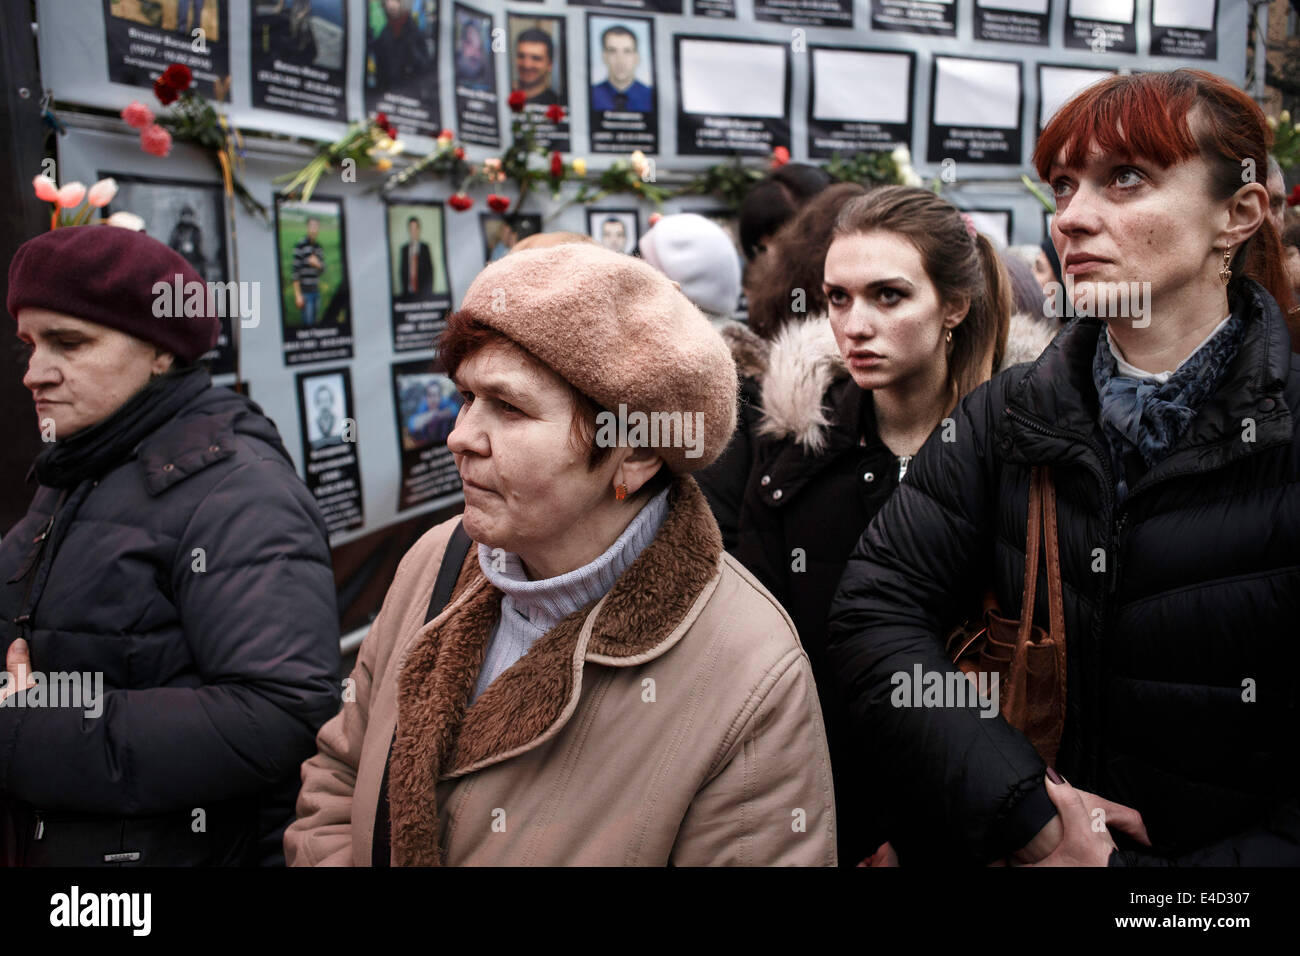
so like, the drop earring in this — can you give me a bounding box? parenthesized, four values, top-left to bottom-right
(945, 329, 953, 343)
(615, 483, 628, 501)
(1219, 246, 1232, 285)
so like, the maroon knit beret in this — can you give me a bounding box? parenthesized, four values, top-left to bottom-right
(6, 225, 220, 363)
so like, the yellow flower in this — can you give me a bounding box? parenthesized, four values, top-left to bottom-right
(572, 158, 587, 177)
(374, 158, 393, 172)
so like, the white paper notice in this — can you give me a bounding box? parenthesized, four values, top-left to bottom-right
(680, 39, 785, 117)
(976, 0, 1048, 13)
(965, 210, 1010, 249)
(1152, 0, 1216, 31)
(1068, 0, 1135, 23)
(813, 50, 909, 123)
(1039, 65, 1114, 127)
(933, 58, 1019, 129)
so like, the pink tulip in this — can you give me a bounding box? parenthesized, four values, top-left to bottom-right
(87, 178, 118, 208)
(121, 100, 155, 129)
(32, 174, 59, 203)
(140, 124, 173, 157)
(56, 182, 86, 209)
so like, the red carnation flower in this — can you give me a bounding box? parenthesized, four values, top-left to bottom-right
(545, 103, 566, 123)
(140, 123, 173, 157)
(153, 78, 179, 105)
(375, 112, 389, 128)
(487, 194, 510, 213)
(770, 145, 791, 169)
(508, 90, 527, 112)
(385, 122, 398, 138)
(162, 63, 193, 91)
(550, 151, 563, 178)
(438, 128, 455, 140)
(448, 193, 474, 212)
(454, 147, 466, 160)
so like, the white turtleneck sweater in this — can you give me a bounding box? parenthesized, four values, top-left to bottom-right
(469, 487, 670, 705)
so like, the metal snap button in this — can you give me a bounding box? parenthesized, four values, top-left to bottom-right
(863, 472, 875, 483)
(1260, 398, 1276, 412)
(772, 489, 783, 501)
(209, 444, 221, 452)
(760, 475, 771, 486)
(162, 463, 174, 472)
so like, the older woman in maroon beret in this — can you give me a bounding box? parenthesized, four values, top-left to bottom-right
(0, 225, 339, 865)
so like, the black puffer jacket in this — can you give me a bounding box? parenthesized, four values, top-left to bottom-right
(828, 279, 1300, 866)
(734, 326, 901, 866)
(0, 382, 340, 866)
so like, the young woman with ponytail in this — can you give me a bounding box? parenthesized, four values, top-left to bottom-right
(829, 69, 1300, 867)
(731, 185, 1012, 866)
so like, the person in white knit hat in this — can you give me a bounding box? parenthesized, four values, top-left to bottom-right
(639, 213, 742, 328)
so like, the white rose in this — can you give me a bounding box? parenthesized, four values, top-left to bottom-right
(891, 145, 911, 165)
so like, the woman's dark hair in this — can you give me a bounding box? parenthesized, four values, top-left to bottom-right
(1033, 68, 1299, 346)
(1000, 248, 1047, 319)
(744, 182, 867, 339)
(738, 163, 832, 262)
(831, 187, 1012, 401)
(1284, 221, 1300, 252)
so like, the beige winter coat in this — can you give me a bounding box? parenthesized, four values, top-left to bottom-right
(285, 477, 837, 866)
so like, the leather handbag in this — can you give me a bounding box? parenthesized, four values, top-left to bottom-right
(945, 466, 1067, 766)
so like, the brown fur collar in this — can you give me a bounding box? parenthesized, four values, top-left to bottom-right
(389, 475, 722, 865)
(718, 320, 770, 381)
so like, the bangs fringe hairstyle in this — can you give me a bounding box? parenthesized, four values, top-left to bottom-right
(1033, 68, 1300, 345)
(830, 186, 1011, 402)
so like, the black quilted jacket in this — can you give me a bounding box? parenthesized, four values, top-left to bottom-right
(828, 279, 1300, 866)
(0, 384, 340, 866)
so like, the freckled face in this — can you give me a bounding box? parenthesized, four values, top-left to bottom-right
(1048, 142, 1226, 318)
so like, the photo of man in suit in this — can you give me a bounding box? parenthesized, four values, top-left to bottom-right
(398, 216, 435, 298)
(592, 25, 651, 113)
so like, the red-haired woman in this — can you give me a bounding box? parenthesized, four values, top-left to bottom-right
(830, 69, 1300, 865)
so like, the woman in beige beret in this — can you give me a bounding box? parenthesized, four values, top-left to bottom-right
(285, 243, 837, 866)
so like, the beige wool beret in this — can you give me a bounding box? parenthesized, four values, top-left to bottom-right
(456, 243, 738, 473)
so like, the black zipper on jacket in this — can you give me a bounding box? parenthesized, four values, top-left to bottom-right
(1003, 407, 1119, 787)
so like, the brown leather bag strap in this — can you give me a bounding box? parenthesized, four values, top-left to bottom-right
(1018, 466, 1043, 645)
(1039, 466, 1066, 640)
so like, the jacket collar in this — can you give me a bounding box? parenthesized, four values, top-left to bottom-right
(388, 475, 723, 865)
(998, 279, 1294, 487)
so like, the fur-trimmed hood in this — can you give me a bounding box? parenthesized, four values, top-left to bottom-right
(756, 312, 1060, 453)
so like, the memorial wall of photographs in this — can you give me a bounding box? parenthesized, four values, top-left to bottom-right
(42, 0, 1247, 563)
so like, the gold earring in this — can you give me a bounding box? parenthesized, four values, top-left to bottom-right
(1219, 246, 1232, 285)
(945, 329, 953, 343)
(615, 483, 628, 501)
